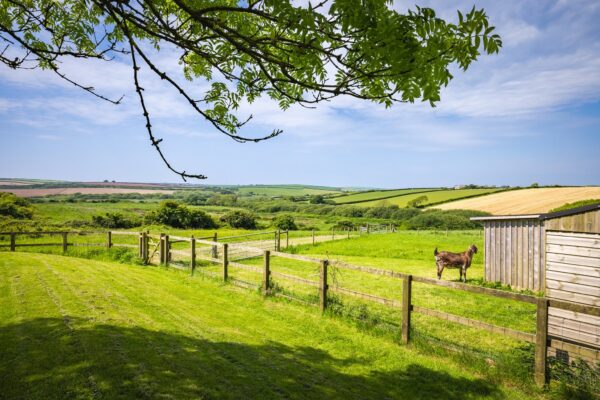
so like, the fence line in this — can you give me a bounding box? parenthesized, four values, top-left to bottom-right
(3, 228, 600, 385)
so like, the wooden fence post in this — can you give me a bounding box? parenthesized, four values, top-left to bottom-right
(212, 232, 218, 258)
(319, 260, 328, 312)
(10, 233, 15, 251)
(402, 275, 413, 344)
(62, 232, 68, 252)
(347, 228, 350, 239)
(107, 231, 112, 249)
(332, 228, 335, 240)
(159, 234, 165, 264)
(190, 236, 196, 275)
(312, 229, 315, 245)
(138, 232, 143, 258)
(286, 230, 289, 249)
(276, 230, 281, 251)
(222, 243, 229, 281)
(263, 250, 270, 294)
(164, 235, 170, 266)
(142, 232, 149, 263)
(535, 297, 549, 387)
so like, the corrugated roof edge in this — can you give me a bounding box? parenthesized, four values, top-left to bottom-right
(470, 202, 600, 222)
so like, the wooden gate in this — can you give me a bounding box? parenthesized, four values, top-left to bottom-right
(546, 231, 600, 362)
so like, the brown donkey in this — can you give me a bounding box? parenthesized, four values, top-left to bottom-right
(434, 244, 478, 282)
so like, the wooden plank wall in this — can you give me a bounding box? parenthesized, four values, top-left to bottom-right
(484, 219, 545, 291)
(544, 210, 600, 234)
(546, 231, 600, 360)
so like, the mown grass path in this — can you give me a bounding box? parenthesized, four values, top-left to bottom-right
(0, 252, 545, 399)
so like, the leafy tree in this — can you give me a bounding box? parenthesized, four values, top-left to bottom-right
(0, 1, 501, 179)
(145, 201, 216, 228)
(309, 195, 326, 204)
(220, 210, 257, 229)
(407, 195, 429, 208)
(272, 214, 297, 231)
(0, 192, 33, 219)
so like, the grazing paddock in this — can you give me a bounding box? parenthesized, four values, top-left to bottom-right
(433, 187, 600, 214)
(0, 253, 542, 400)
(332, 188, 437, 204)
(357, 188, 503, 208)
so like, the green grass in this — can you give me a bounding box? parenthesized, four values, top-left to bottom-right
(0, 252, 544, 399)
(332, 188, 438, 204)
(235, 184, 343, 196)
(231, 231, 537, 345)
(358, 188, 504, 207)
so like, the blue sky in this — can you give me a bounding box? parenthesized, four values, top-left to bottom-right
(1, 0, 599, 188)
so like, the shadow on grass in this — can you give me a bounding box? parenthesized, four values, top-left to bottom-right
(0, 317, 504, 400)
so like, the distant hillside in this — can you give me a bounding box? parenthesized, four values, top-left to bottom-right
(432, 187, 600, 214)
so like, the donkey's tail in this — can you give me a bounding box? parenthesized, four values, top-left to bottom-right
(434, 247, 438, 256)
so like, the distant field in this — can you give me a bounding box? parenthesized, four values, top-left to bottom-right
(2, 188, 175, 197)
(356, 188, 503, 208)
(236, 185, 343, 196)
(433, 187, 600, 214)
(332, 188, 437, 204)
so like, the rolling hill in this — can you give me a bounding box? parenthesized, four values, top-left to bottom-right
(336, 188, 504, 208)
(331, 188, 437, 204)
(432, 187, 600, 214)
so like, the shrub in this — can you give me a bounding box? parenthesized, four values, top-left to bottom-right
(333, 220, 354, 230)
(309, 195, 326, 204)
(406, 209, 490, 230)
(92, 212, 140, 229)
(220, 210, 257, 229)
(272, 214, 297, 230)
(0, 192, 33, 219)
(145, 201, 216, 228)
(364, 203, 400, 219)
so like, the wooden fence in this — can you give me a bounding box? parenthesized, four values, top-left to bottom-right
(2, 229, 599, 387)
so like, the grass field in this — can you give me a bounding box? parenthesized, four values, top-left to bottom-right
(236, 185, 344, 196)
(433, 187, 600, 214)
(332, 188, 437, 204)
(357, 188, 504, 208)
(0, 252, 545, 399)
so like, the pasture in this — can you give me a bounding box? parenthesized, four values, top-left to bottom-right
(235, 184, 344, 196)
(0, 252, 543, 399)
(358, 188, 504, 208)
(434, 187, 600, 214)
(332, 188, 436, 204)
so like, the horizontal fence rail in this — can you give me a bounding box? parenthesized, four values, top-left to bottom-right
(2, 228, 600, 386)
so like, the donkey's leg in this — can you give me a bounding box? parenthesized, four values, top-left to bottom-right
(461, 265, 467, 283)
(437, 263, 444, 280)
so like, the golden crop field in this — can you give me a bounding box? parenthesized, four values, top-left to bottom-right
(432, 187, 600, 214)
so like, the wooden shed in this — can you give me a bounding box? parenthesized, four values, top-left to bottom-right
(472, 203, 600, 360)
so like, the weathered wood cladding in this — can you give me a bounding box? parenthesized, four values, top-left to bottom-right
(544, 209, 600, 233)
(483, 219, 545, 291)
(546, 231, 600, 359)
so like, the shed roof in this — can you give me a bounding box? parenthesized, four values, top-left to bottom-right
(470, 202, 600, 222)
